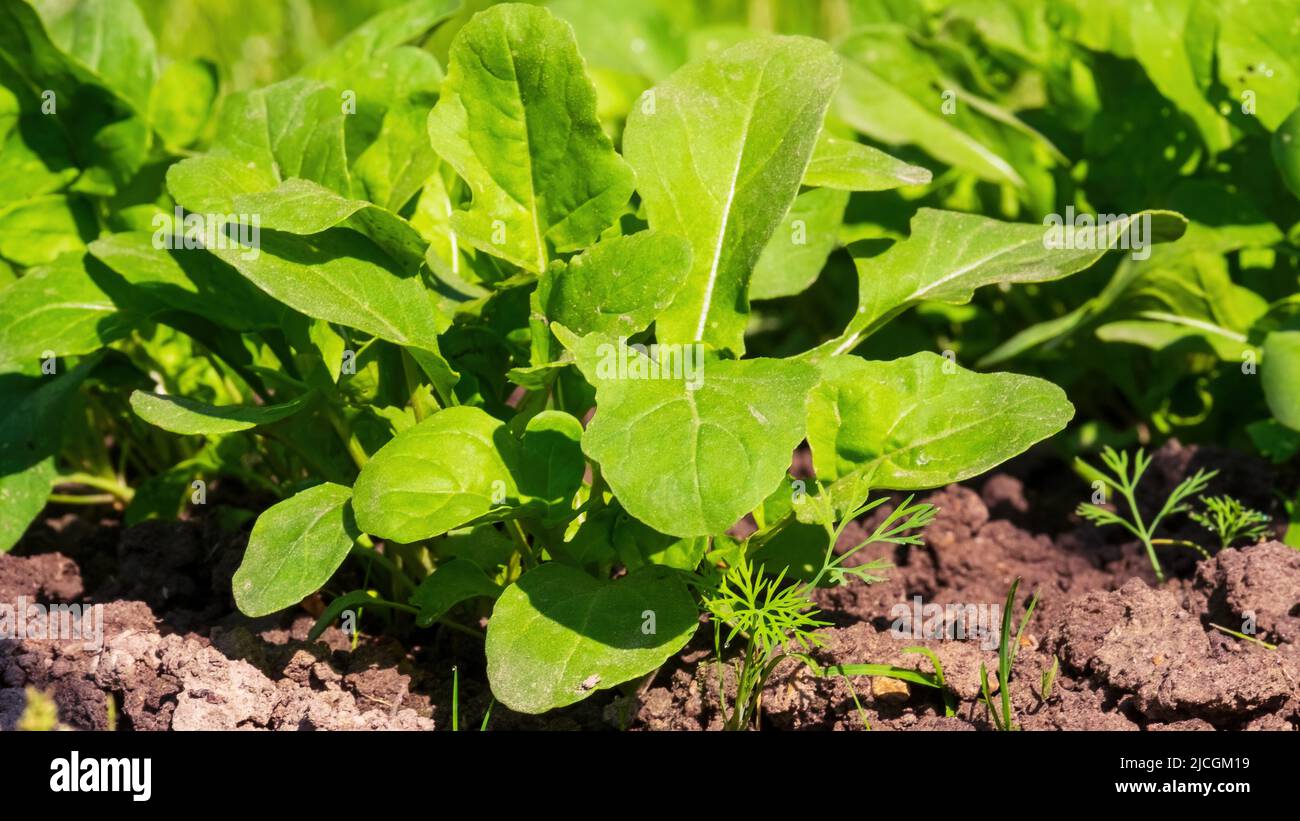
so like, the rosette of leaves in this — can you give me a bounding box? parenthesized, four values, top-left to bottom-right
(0, 1, 1192, 716)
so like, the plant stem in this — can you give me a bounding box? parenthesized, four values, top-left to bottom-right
(48, 493, 117, 505)
(54, 472, 134, 503)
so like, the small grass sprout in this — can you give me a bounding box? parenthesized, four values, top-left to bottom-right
(979, 577, 1039, 731)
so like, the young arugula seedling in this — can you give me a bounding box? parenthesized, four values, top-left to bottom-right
(1076, 447, 1217, 582)
(979, 577, 1039, 732)
(1189, 495, 1271, 550)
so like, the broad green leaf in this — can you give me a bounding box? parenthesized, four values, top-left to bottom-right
(129, 390, 314, 436)
(835, 27, 1024, 186)
(1263, 331, 1300, 431)
(623, 35, 840, 355)
(1216, 0, 1300, 131)
(232, 483, 360, 617)
(301, 0, 454, 156)
(485, 563, 697, 713)
(409, 558, 501, 627)
(980, 189, 1277, 368)
(562, 328, 819, 537)
(0, 253, 144, 371)
(0, 195, 92, 267)
(33, 0, 158, 115)
(547, 0, 687, 80)
(612, 513, 708, 572)
(88, 232, 286, 332)
(147, 58, 217, 148)
(517, 410, 585, 524)
(0, 356, 99, 552)
(750, 188, 848, 301)
(1127, 0, 1230, 152)
(816, 208, 1189, 358)
(807, 353, 1073, 501)
(232, 178, 427, 273)
(198, 224, 450, 361)
(0, 84, 79, 201)
(165, 154, 274, 214)
(427, 3, 635, 273)
(353, 103, 440, 212)
(1095, 316, 1255, 360)
(803, 133, 932, 191)
(303, 0, 460, 82)
(533, 230, 692, 352)
(1275, 106, 1300, 200)
(209, 77, 351, 195)
(0, 0, 149, 189)
(353, 406, 520, 543)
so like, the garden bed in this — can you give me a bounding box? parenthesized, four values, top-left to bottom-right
(5, 441, 1295, 732)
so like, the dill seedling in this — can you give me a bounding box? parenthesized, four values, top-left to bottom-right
(701, 491, 936, 730)
(1189, 495, 1271, 550)
(1075, 447, 1216, 582)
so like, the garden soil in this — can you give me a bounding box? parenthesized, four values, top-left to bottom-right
(3, 441, 1297, 731)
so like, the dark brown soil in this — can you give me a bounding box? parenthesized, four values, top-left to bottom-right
(3, 440, 1297, 731)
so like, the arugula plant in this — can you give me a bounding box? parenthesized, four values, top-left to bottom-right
(1, 1, 1196, 716)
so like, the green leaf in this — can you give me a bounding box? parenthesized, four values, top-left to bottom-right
(1127, 0, 1230, 153)
(232, 178, 428, 273)
(562, 328, 819, 537)
(750, 188, 848, 301)
(147, 58, 217, 148)
(807, 352, 1074, 500)
(232, 483, 360, 617)
(87, 232, 287, 332)
(534, 230, 692, 344)
(0, 356, 99, 552)
(353, 406, 520, 543)
(353, 103, 440, 213)
(485, 563, 697, 713)
(209, 77, 352, 196)
(517, 410, 585, 524)
(817, 208, 1189, 358)
(0, 253, 144, 371)
(1263, 331, 1300, 431)
(34, 0, 158, 115)
(1274, 105, 1300, 200)
(803, 133, 932, 191)
(835, 27, 1024, 186)
(409, 558, 501, 627)
(427, 3, 634, 273)
(0, 0, 149, 189)
(623, 35, 840, 355)
(0, 195, 93, 267)
(1216, 0, 1300, 131)
(129, 390, 314, 436)
(196, 223, 452, 370)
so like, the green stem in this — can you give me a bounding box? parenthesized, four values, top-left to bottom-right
(48, 493, 117, 505)
(54, 472, 134, 503)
